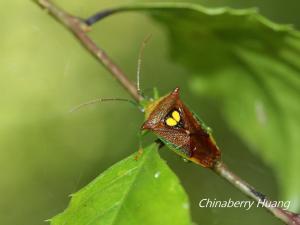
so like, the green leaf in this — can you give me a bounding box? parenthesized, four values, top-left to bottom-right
(50, 144, 192, 225)
(117, 3, 300, 210)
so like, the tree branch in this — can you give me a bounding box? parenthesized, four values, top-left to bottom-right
(37, 0, 142, 102)
(213, 161, 300, 225)
(35, 1, 300, 224)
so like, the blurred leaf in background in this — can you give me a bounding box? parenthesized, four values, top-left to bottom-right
(124, 2, 300, 210)
(153, 0, 300, 28)
(0, 1, 299, 225)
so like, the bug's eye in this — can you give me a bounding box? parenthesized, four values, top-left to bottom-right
(165, 110, 181, 127)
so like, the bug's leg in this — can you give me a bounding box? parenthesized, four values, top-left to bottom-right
(155, 139, 164, 148)
(173, 142, 192, 162)
(153, 87, 160, 100)
(134, 148, 144, 161)
(182, 157, 191, 163)
(134, 130, 147, 161)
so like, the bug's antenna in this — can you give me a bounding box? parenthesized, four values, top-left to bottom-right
(137, 34, 152, 97)
(70, 97, 140, 113)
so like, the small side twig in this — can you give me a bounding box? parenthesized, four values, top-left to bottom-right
(35, 1, 300, 224)
(84, 8, 119, 26)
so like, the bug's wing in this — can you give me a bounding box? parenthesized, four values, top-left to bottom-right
(188, 131, 221, 167)
(152, 126, 193, 158)
(177, 101, 219, 166)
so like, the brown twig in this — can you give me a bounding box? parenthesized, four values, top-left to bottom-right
(213, 161, 300, 225)
(36, 1, 300, 224)
(37, 0, 142, 102)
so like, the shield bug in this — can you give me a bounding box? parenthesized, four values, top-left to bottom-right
(142, 87, 221, 168)
(71, 36, 220, 168)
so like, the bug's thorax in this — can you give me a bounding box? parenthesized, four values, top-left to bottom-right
(142, 87, 180, 130)
(141, 87, 221, 168)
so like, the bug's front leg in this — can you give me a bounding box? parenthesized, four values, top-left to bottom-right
(134, 130, 149, 161)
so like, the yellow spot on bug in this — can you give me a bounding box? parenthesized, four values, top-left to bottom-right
(166, 117, 177, 126)
(172, 110, 180, 122)
(166, 110, 181, 127)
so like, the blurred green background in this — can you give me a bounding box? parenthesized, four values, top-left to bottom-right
(1, 0, 299, 225)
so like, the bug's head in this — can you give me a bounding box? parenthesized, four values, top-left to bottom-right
(142, 87, 180, 131)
